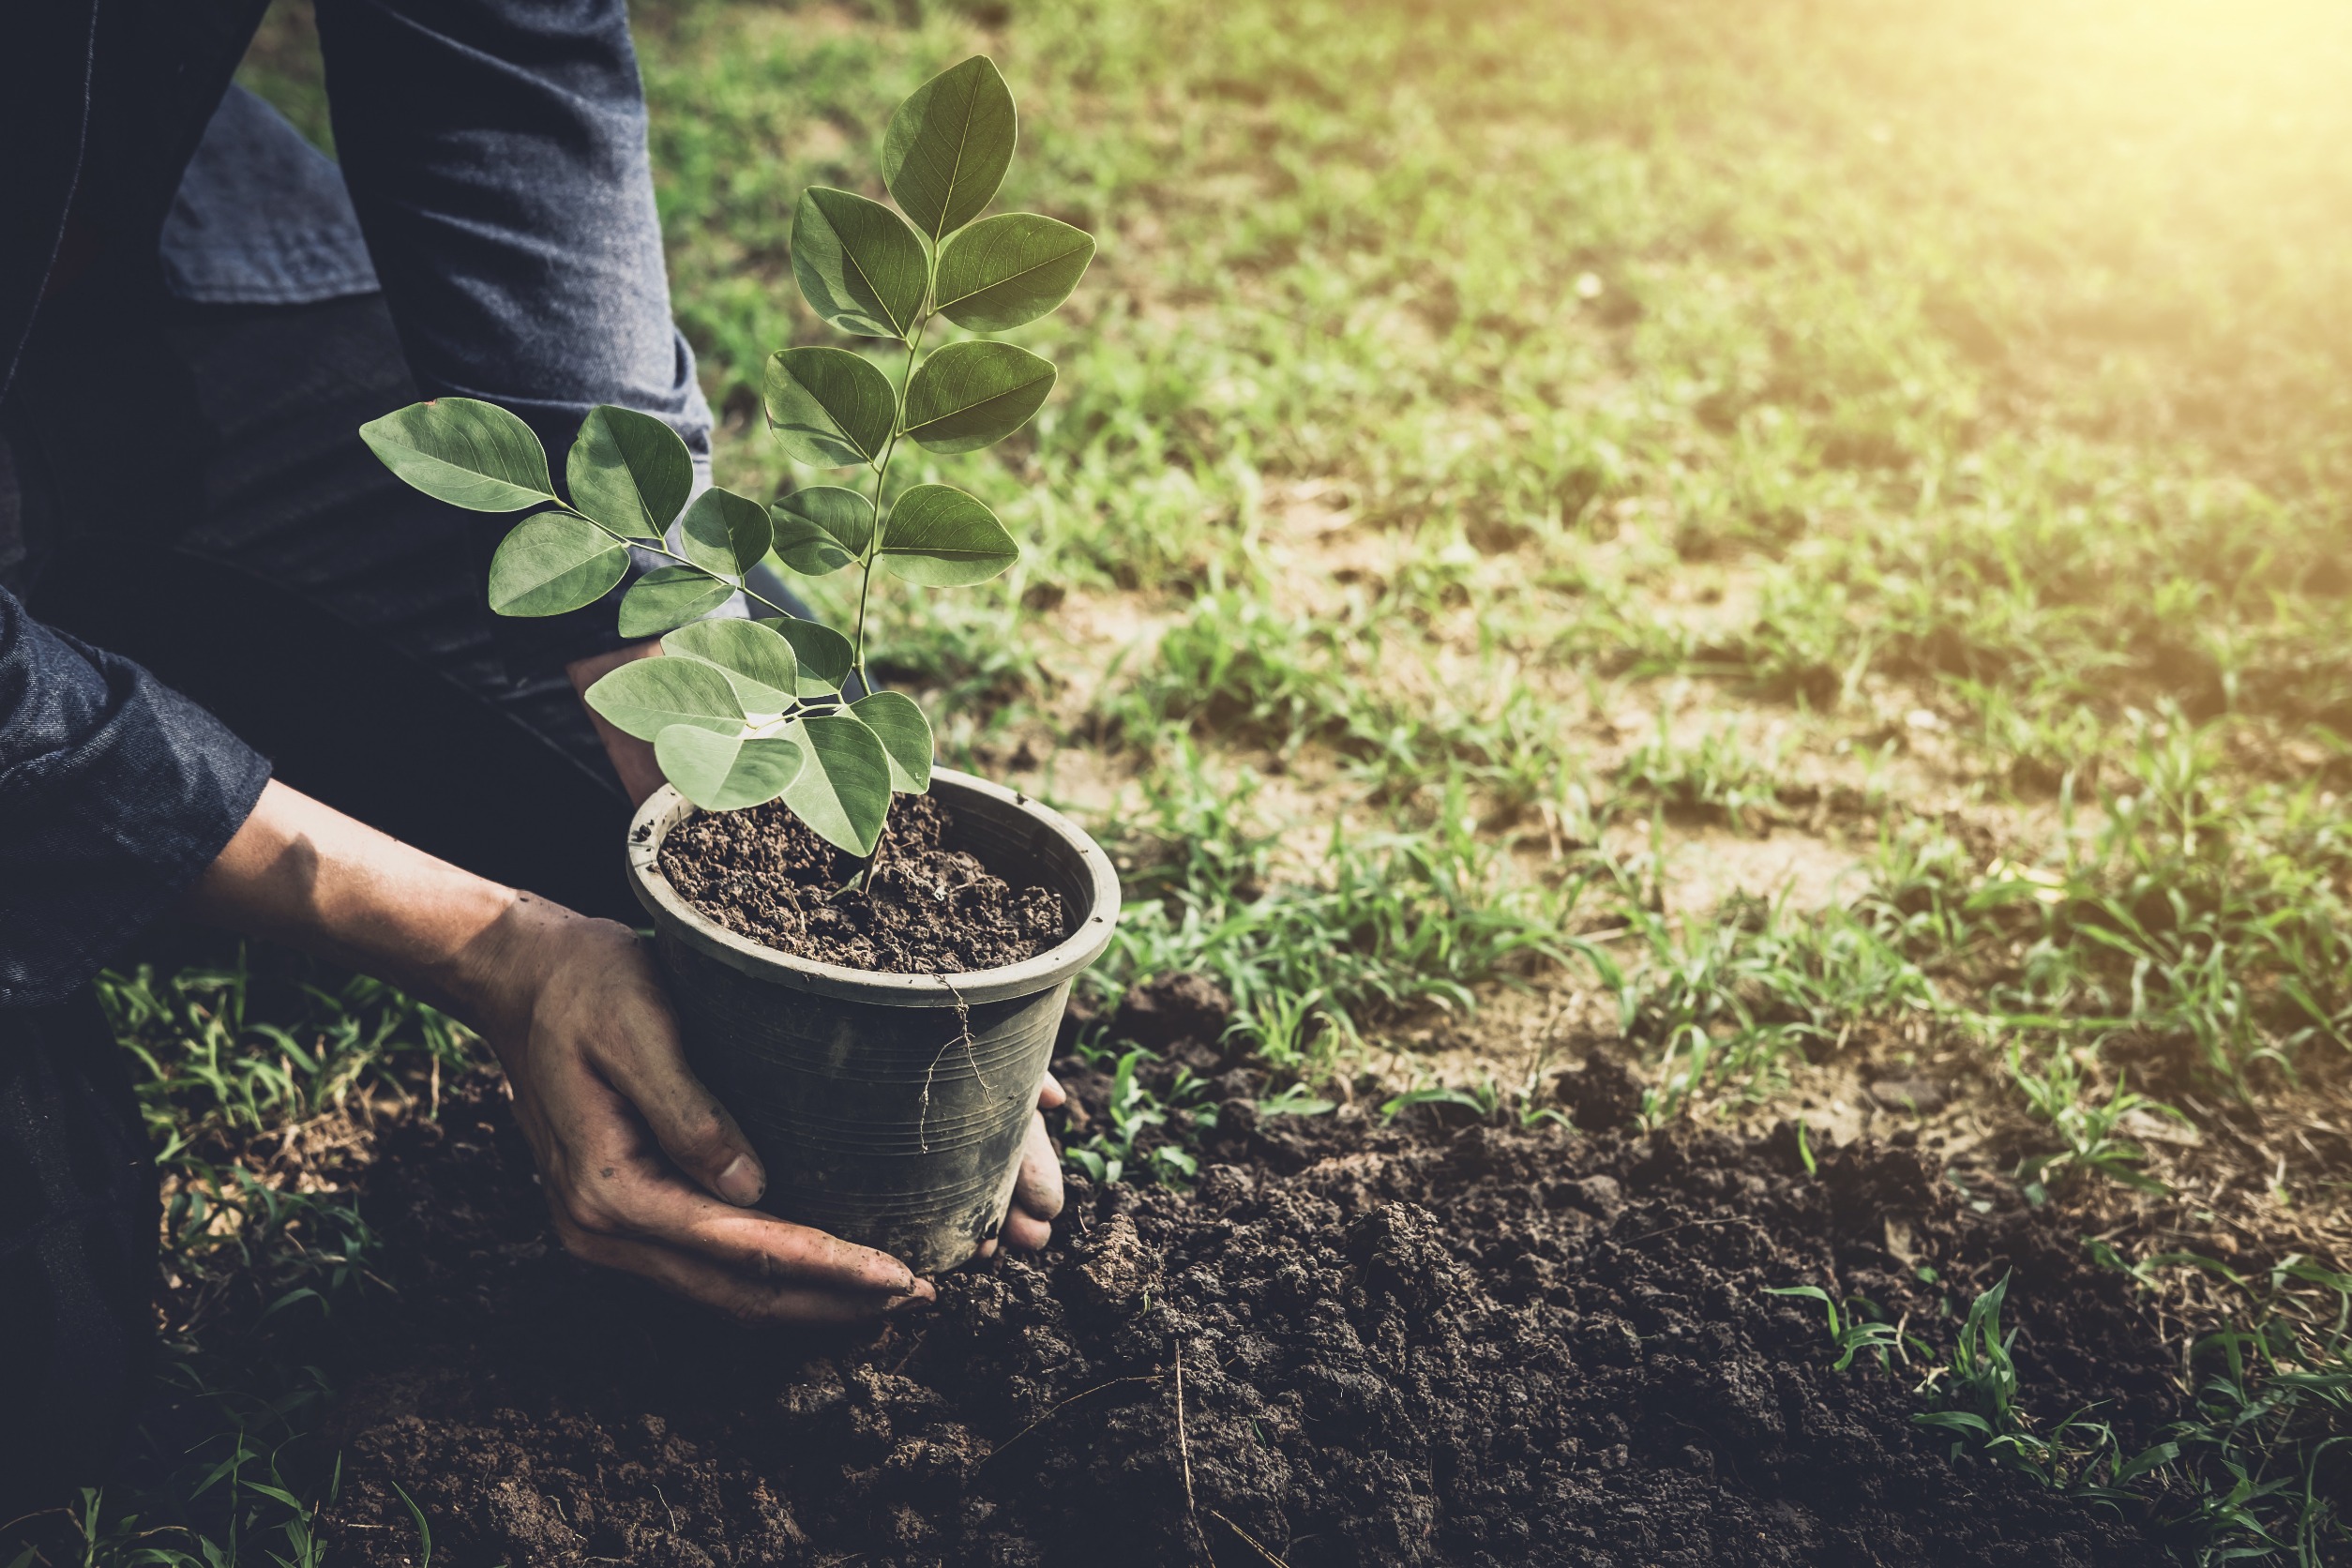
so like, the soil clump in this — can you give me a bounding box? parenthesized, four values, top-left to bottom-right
(656, 792, 1067, 973)
(313, 1068, 2194, 1567)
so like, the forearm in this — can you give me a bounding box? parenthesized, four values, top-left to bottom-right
(178, 777, 547, 1033)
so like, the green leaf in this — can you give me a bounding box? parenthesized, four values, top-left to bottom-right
(663, 617, 800, 713)
(566, 405, 692, 539)
(783, 714, 895, 855)
(769, 487, 873, 575)
(882, 55, 1017, 242)
(763, 347, 897, 468)
(678, 486, 773, 578)
(582, 656, 744, 742)
(879, 484, 1019, 584)
(361, 398, 555, 511)
(487, 513, 627, 616)
(656, 725, 805, 812)
(851, 690, 933, 792)
(934, 214, 1095, 331)
(618, 565, 735, 638)
(791, 188, 928, 340)
(757, 616, 856, 697)
(901, 340, 1056, 454)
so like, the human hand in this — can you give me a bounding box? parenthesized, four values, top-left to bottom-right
(471, 899, 935, 1322)
(186, 780, 929, 1322)
(978, 1074, 1067, 1258)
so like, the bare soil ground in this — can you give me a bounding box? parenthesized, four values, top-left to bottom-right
(313, 1071, 2196, 1568)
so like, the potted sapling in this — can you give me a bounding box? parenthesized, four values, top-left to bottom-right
(359, 57, 1114, 1274)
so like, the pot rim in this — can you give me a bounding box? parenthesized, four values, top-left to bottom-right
(624, 767, 1121, 1007)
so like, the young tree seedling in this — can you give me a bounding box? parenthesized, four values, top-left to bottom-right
(358, 56, 1092, 856)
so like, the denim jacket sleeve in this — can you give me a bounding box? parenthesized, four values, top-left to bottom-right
(0, 585, 271, 1008)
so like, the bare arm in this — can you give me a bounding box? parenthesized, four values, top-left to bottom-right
(183, 778, 934, 1321)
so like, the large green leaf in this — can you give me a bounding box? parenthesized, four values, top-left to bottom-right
(566, 405, 691, 539)
(882, 55, 1017, 242)
(879, 484, 1019, 585)
(618, 566, 734, 638)
(678, 487, 773, 578)
(763, 348, 897, 468)
(901, 340, 1056, 454)
(782, 715, 895, 856)
(757, 617, 856, 697)
(851, 690, 934, 793)
(663, 617, 800, 714)
(487, 513, 627, 616)
(934, 214, 1095, 332)
(791, 188, 928, 341)
(655, 725, 804, 813)
(582, 656, 745, 743)
(769, 487, 873, 576)
(361, 399, 555, 511)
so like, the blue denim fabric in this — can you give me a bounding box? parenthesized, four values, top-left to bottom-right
(0, 586, 271, 1007)
(158, 87, 381, 307)
(310, 0, 712, 470)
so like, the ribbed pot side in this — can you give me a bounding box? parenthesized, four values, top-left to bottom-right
(624, 769, 1120, 1275)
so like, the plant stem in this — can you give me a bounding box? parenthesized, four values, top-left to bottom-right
(575, 511, 803, 623)
(852, 309, 932, 693)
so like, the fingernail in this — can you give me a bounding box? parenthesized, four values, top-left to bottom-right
(716, 1153, 764, 1206)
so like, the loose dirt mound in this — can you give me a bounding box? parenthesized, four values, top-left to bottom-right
(656, 792, 1068, 972)
(314, 1072, 2190, 1567)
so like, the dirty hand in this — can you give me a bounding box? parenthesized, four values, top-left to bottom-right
(471, 900, 936, 1322)
(185, 779, 931, 1323)
(979, 1074, 1068, 1258)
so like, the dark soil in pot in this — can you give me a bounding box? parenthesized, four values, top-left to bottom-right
(310, 1065, 2194, 1567)
(656, 793, 1068, 973)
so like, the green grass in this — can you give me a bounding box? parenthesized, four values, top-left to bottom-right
(1786, 1258, 2352, 1561)
(0, 951, 475, 1568)
(1088, 731, 1588, 1079)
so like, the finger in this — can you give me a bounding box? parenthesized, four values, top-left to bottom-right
(1012, 1111, 1063, 1225)
(565, 1168, 926, 1296)
(1002, 1205, 1054, 1252)
(583, 972, 767, 1207)
(562, 1227, 932, 1324)
(1037, 1072, 1067, 1111)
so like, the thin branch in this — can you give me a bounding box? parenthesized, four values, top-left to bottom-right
(852, 307, 932, 692)
(562, 507, 805, 625)
(1210, 1511, 1296, 1568)
(1176, 1339, 1210, 1562)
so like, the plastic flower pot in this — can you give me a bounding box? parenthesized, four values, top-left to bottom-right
(624, 767, 1120, 1275)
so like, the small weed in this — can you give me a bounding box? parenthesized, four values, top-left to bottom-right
(1379, 1082, 1500, 1122)
(1100, 739, 1590, 1080)
(1254, 1083, 1337, 1118)
(1612, 709, 1783, 830)
(1609, 887, 1933, 1123)
(1063, 1046, 1214, 1186)
(2004, 1041, 2184, 1200)
(1766, 1286, 1922, 1373)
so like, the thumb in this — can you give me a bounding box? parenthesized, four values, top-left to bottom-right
(597, 1015, 767, 1207)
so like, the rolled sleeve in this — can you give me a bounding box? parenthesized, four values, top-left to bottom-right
(0, 588, 271, 1007)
